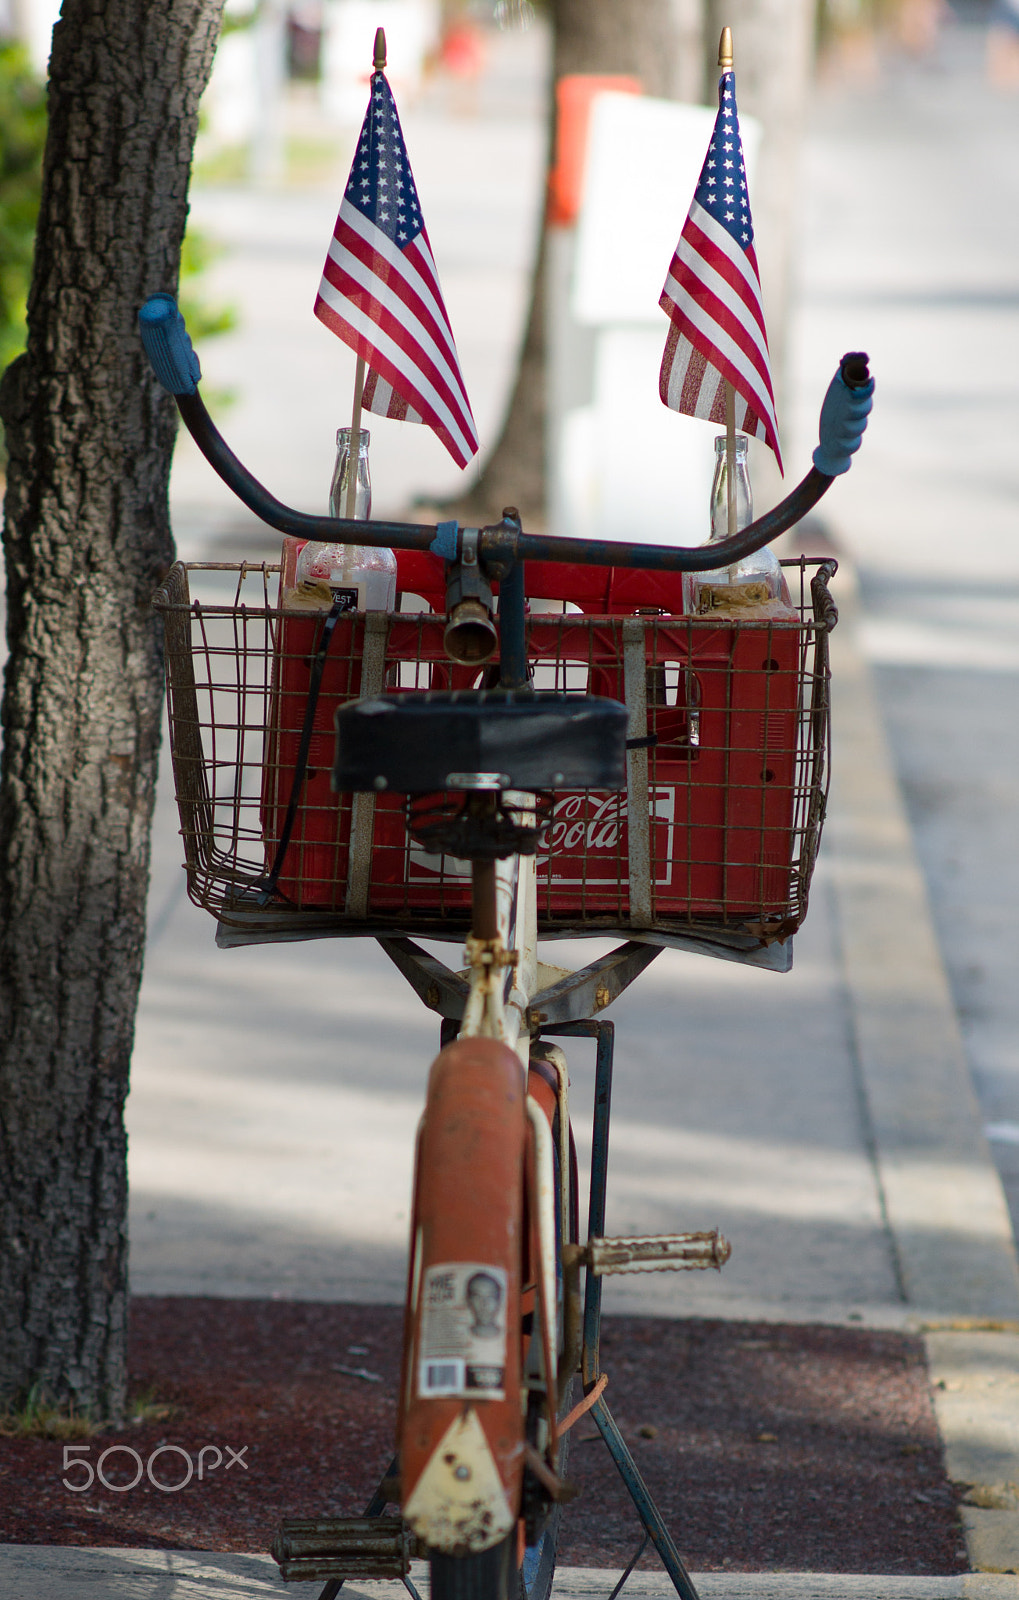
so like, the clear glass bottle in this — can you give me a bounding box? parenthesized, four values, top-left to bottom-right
(704, 432, 788, 602)
(329, 424, 372, 520)
(295, 427, 397, 611)
(708, 432, 753, 578)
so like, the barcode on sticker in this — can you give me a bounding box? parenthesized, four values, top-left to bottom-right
(419, 1358, 464, 1396)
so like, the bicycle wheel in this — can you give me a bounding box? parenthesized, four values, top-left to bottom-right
(429, 1513, 563, 1600)
(430, 1533, 517, 1600)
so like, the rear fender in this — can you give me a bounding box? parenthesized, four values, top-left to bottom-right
(400, 1037, 527, 1555)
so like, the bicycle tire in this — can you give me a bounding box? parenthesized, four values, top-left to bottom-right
(519, 1059, 575, 1600)
(519, 1420, 570, 1600)
(430, 1533, 516, 1600)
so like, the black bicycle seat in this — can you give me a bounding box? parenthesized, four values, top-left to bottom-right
(333, 690, 627, 794)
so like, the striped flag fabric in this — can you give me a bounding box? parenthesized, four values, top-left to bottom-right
(314, 71, 479, 469)
(658, 70, 782, 472)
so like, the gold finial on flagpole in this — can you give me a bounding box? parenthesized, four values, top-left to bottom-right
(718, 27, 733, 69)
(373, 27, 387, 70)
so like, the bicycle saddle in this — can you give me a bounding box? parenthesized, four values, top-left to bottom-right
(333, 690, 628, 794)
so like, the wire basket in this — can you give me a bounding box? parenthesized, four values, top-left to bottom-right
(152, 557, 835, 951)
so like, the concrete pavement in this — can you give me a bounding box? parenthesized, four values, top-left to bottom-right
(3, 1549, 1019, 1600)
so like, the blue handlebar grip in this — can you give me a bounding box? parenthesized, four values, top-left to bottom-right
(812, 353, 874, 477)
(138, 293, 202, 396)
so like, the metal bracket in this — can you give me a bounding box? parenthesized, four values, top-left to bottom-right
(378, 937, 661, 1030)
(376, 936, 470, 1019)
(445, 526, 494, 613)
(526, 941, 662, 1029)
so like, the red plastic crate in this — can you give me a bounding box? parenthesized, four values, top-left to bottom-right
(256, 540, 812, 936)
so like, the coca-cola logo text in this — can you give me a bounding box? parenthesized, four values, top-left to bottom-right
(538, 793, 628, 857)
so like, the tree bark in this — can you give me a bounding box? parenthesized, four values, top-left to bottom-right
(0, 0, 223, 1420)
(448, 0, 701, 527)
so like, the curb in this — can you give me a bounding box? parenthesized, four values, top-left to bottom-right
(826, 574, 1019, 1572)
(2, 1549, 1017, 1600)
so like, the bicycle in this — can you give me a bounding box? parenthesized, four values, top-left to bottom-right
(140, 294, 872, 1600)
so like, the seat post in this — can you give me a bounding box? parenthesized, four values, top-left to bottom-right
(467, 795, 500, 940)
(471, 858, 499, 941)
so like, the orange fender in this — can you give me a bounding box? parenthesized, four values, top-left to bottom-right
(399, 1037, 527, 1555)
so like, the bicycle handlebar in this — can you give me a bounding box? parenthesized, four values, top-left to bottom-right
(139, 295, 873, 576)
(138, 293, 202, 395)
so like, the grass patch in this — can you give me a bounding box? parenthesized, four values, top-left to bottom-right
(0, 1383, 98, 1440)
(127, 1386, 175, 1427)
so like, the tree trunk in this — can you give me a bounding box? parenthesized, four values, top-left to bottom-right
(449, 0, 701, 527)
(0, 0, 223, 1421)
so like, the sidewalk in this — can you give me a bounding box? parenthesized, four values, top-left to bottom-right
(4, 1549, 1019, 1600)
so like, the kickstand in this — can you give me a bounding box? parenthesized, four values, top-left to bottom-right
(589, 1393, 700, 1600)
(605, 1533, 649, 1600)
(316, 1454, 399, 1600)
(545, 1019, 702, 1600)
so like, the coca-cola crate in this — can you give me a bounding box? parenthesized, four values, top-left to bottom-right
(152, 552, 833, 949)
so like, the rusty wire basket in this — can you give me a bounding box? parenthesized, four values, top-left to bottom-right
(152, 558, 835, 953)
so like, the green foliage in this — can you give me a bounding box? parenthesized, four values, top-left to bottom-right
(0, 44, 237, 462)
(0, 1381, 97, 1440)
(0, 41, 47, 377)
(126, 1385, 175, 1427)
(0, 1379, 173, 1438)
(179, 227, 237, 344)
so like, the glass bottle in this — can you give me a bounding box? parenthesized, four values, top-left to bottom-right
(329, 424, 372, 520)
(295, 427, 397, 612)
(704, 433, 788, 602)
(708, 432, 753, 578)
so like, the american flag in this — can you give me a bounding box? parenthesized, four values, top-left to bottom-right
(658, 70, 782, 472)
(314, 71, 479, 470)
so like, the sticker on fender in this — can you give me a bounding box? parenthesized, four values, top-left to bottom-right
(418, 1264, 508, 1400)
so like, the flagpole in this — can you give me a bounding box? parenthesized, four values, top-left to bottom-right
(346, 354, 366, 519)
(344, 27, 387, 522)
(717, 27, 738, 550)
(725, 380, 737, 543)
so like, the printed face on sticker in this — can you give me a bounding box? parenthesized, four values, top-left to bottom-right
(465, 1271, 503, 1338)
